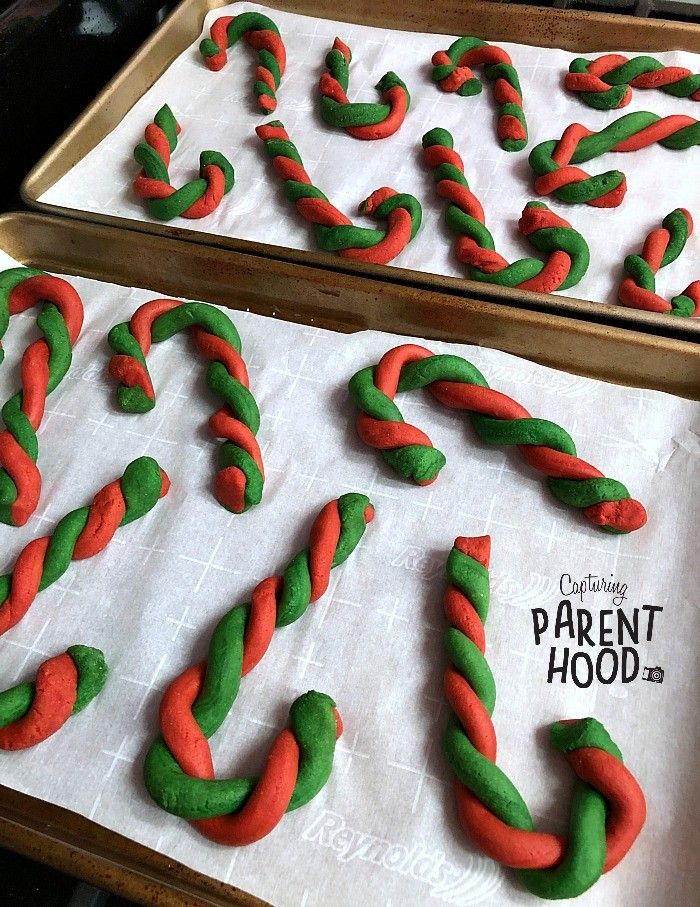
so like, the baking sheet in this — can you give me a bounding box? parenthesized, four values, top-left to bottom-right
(38, 1, 700, 308)
(0, 245, 698, 907)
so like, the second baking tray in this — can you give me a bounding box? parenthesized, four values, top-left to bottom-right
(21, 0, 700, 339)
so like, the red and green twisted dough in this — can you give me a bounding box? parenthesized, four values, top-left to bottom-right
(422, 129, 589, 293)
(0, 457, 169, 636)
(133, 104, 234, 221)
(431, 37, 527, 152)
(349, 344, 647, 534)
(443, 537, 646, 899)
(566, 54, 700, 110)
(0, 646, 107, 750)
(108, 300, 263, 515)
(530, 111, 700, 208)
(319, 38, 410, 140)
(256, 121, 421, 265)
(0, 268, 84, 527)
(619, 209, 699, 318)
(144, 494, 374, 845)
(199, 12, 286, 113)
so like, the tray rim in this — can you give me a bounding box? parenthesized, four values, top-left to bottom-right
(0, 207, 697, 905)
(20, 0, 700, 340)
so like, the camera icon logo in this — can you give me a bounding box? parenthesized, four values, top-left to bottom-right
(642, 666, 664, 684)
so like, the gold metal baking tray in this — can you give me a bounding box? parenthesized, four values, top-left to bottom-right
(21, 0, 700, 340)
(0, 209, 697, 907)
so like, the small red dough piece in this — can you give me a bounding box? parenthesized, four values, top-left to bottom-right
(444, 587, 486, 653)
(584, 499, 647, 532)
(160, 663, 215, 777)
(444, 668, 496, 756)
(0, 537, 49, 635)
(242, 576, 281, 676)
(0, 652, 78, 750)
(308, 500, 342, 601)
(205, 16, 234, 71)
(72, 480, 127, 560)
(0, 430, 43, 527)
(195, 331, 250, 386)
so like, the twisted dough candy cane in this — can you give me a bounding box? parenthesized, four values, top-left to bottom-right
(0, 646, 107, 750)
(442, 537, 646, 899)
(348, 344, 647, 534)
(431, 37, 527, 152)
(566, 54, 700, 110)
(256, 121, 421, 265)
(199, 11, 286, 112)
(133, 104, 234, 221)
(422, 129, 589, 293)
(319, 38, 410, 140)
(619, 209, 699, 317)
(108, 300, 263, 515)
(0, 268, 84, 527)
(529, 111, 700, 208)
(144, 494, 374, 845)
(0, 456, 170, 636)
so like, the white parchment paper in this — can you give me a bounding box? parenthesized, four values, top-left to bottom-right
(0, 246, 698, 905)
(38, 2, 700, 307)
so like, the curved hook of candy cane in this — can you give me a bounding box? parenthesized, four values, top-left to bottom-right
(0, 645, 108, 750)
(199, 12, 286, 112)
(565, 54, 700, 111)
(619, 209, 699, 317)
(319, 37, 410, 140)
(422, 128, 589, 293)
(256, 120, 421, 265)
(0, 456, 170, 636)
(348, 344, 647, 534)
(442, 537, 646, 899)
(431, 36, 527, 152)
(0, 268, 84, 527)
(144, 494, 374, 845)
(133, 104, 235, 221)
(108, 299, 263, 515)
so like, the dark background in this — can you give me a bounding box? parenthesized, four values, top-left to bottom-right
(0, 0, 697, 903)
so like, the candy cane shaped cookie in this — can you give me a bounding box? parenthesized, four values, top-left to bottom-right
(256, 121, 421, 264)
(442, 537, 646, 899)
(0, 646, 107, 750)
(529, 111, 700, 208)
(431, 37, 527, 152)
(144, 493, 374, 845)
(133, 105, 235, 221)
(566, 54, 700, 110)
(619, 209, 699, 317)
(199, 11, 286, 112)
(108, 300, 263, 515)
(0, 457, 170, 636)
(348, 344, 647, 533)
(422, 129, 589, 293)
(0, 268, 84, 527)
(319, 38, 410, 139)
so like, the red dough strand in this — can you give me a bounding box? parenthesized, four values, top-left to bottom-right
(0, 653, 77, 750)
